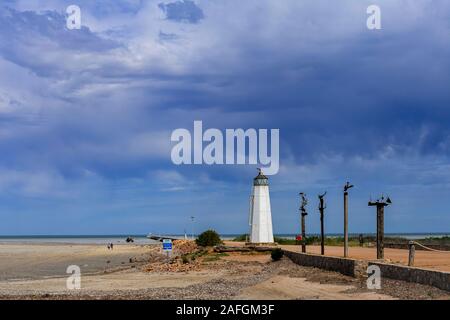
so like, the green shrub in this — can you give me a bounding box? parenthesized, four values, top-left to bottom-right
(195, 229, 222, 247)
(181, 255, 189, 264)
(271, 248, 284, 261)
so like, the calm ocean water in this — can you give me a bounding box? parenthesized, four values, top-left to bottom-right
(0, 233, 448, 244)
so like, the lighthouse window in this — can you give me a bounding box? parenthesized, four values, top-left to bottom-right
(254, 178, 268, 186)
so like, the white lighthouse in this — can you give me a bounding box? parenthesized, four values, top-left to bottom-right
(248, 169, 274, 244)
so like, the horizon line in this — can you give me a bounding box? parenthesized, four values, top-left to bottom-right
(0, 232, 449, 238)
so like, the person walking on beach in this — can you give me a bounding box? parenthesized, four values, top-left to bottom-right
(110, 243, 114, 250)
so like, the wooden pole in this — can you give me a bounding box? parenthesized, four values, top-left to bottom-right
(300, 193, 308, 253)
(343, 182, 353, 258)
(319, 211, 324, 255)
(318, 193, 326, 255)
(376, 205, 384, 259)
(344, 191, 349, 257)
(301, 214, 306, 253)
(369, 196, 391, 261)
(408, 241, 415, 266)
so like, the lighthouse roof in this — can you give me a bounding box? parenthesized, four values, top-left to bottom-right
(253, 169, 269, 186)
(254, 171, 268, 180)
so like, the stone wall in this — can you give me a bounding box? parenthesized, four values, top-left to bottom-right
(369, 261, 450, 292)
(283, 250, 367, 278)
(283, 249, 450, 292)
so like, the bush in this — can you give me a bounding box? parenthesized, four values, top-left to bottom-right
(271, 248, 284, 261)
(195, 229, 222, 247)
(181, 255, 189, 264)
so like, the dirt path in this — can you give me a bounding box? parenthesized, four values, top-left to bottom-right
(237, 275, 395, 300)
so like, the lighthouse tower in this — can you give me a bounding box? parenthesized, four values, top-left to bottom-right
(248, 169, 274, 244)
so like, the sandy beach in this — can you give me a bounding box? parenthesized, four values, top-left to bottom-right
(0, 243, 153, 281)
(0, 241, 449, 300)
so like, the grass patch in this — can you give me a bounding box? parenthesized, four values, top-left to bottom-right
(202, 252, 229, 262)
(233, 234, 450, 246)
(181, 249, 208, 263)
(232, 234, 248, 242)
(274, 236, 365, 247)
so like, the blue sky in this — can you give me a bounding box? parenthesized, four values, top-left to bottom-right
(0, 0, 450, 235)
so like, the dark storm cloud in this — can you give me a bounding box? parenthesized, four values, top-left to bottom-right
(0, 7, 120, 77)
(0, 0, 450, 234)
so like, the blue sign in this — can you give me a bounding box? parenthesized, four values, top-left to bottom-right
(162, 239, 173, 251)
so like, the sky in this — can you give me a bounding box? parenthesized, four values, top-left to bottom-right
(0, 0, 450, 235)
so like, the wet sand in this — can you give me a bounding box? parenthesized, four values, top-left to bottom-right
(0, 243, 153, 281)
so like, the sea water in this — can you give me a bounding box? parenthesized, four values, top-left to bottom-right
(0, 232, 447, 244)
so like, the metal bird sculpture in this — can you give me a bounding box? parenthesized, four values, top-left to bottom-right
(344, 182, 354, 192)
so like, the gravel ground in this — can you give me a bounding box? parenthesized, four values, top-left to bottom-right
(1, 255, 449, 300)
(278, 259, 450, 300)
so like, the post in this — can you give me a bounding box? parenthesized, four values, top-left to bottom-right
(344, 191, 348, 257)
(301, 214, 306, 253)
(376, 205, 384, 259)
(343, 182, 353, 258)
(299, 193, 308, 253)
(318, 192, 326, 255)
(408, 241, 415, 266)
(369, 196, 391, 260)
(320, 212, 324, 255)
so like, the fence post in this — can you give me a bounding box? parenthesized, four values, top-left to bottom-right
(408, 241, 415, 266)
